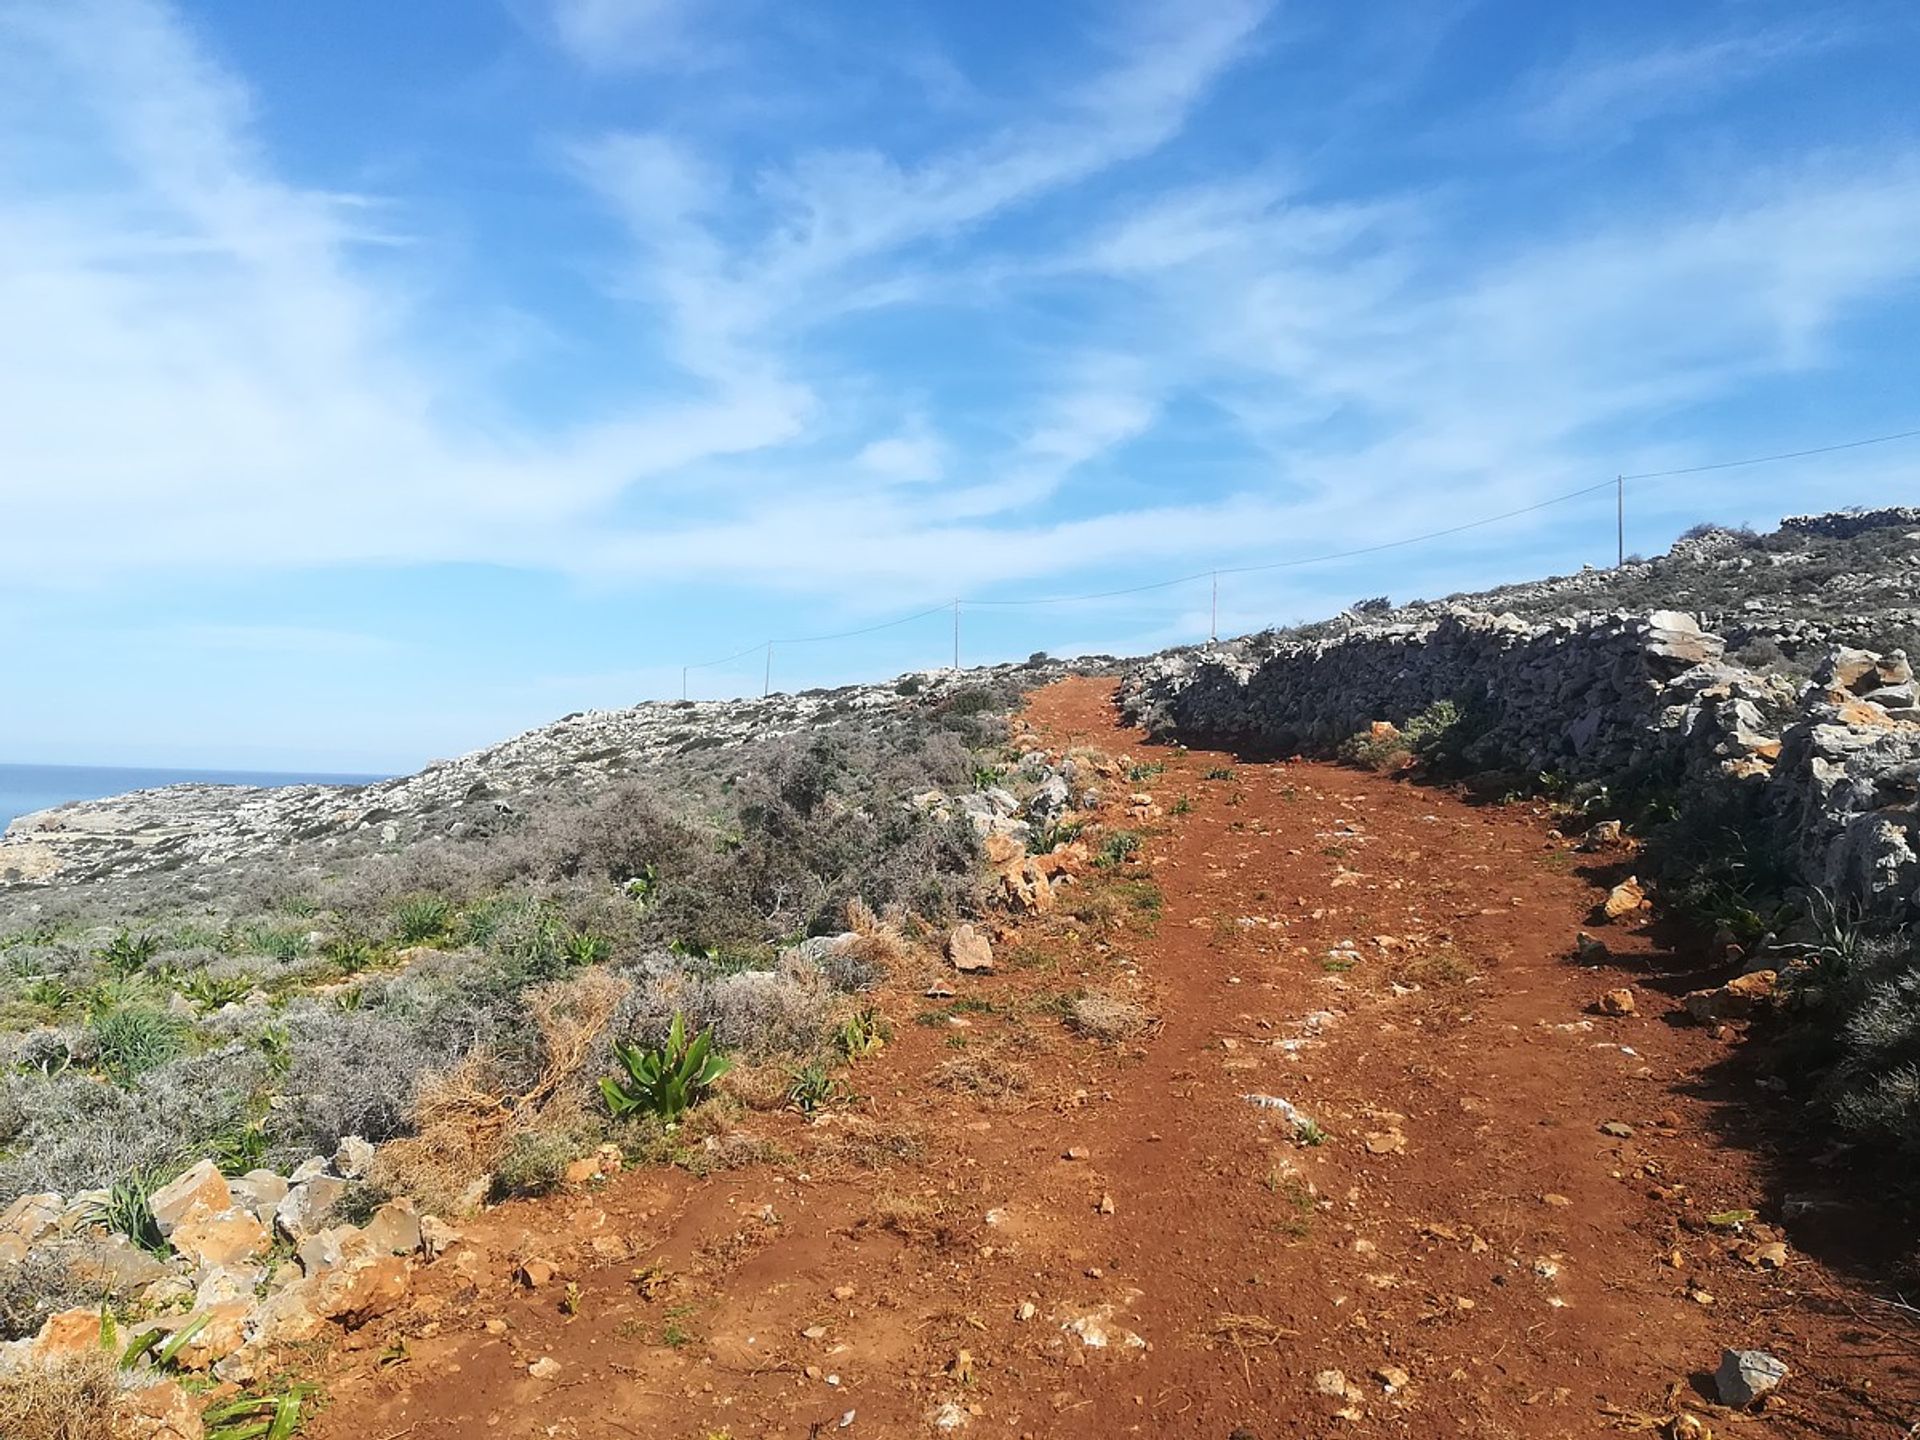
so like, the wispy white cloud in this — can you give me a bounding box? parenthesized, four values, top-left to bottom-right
(1521, 23, 1850, 143)
(0, 0, 1915, 633)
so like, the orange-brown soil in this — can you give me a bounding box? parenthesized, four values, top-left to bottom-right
(303, 678, 1918, 1439)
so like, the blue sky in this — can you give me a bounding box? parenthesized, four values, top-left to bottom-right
(1, 0, 1917, 771)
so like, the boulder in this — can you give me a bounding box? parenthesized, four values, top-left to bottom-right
(333, 1136, 376, 1180)
(275, 1176, 348, 1240)
(148, 1161, 232, 1237)
(229, 1170, 289, 1220)
(362, 1199, 423, 1257)
(0, 1191, 62, 1244)
(171, 1207, 269, 1270)
(1603, 877, 1649, 921)
(112, 1378, 203, 1440)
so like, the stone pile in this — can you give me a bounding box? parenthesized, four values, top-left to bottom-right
(0, 1136, 458, 1398)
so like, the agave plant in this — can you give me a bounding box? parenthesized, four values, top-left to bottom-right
(600, 1012, 731, 1123)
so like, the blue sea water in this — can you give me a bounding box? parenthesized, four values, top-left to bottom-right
(0, 763, 387, 831)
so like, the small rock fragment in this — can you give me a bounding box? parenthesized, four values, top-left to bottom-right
(1603, 877, 1649, 921)
(528, 1356, 561, 1380)
(947, 924, 994, 974)
(1597, 987, 1636, 1016)
(1715, 1348, 1788, 1408)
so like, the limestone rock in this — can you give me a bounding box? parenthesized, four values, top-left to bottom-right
(1603, 877, 1650, 921)
(171, 1207, 269, 1270)
(1715, 1348, 1788, 1407)
(275, 1176, 348, 1240)
(333, 1136, 376, 1179)
(0, 1192, 62, 1244)
(149, 1161, 231, 1238)
(112, 1378, 203, 1440)
(1684, 971, 1777, 1024)
(947, 923, 994, 974)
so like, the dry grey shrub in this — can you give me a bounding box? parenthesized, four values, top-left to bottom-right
(371, 968, 629, 1211)
(0, 1045, 268, 1203)
(606, 952, 836, 1061)
(0, 1246, 99, 1341)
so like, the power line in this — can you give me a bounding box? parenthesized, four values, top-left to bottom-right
(680, 423, 1920, 684)
(1619, 427, 1920, 481)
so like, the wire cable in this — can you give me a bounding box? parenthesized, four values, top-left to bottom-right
(681, 423, 1920, 668)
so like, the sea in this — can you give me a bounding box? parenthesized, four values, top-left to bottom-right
(0, 763, 388, 831)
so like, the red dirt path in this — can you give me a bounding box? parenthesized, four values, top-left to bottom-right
(305, 677, 1918, 1439)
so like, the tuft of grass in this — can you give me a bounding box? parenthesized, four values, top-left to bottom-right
(785, 1061, 848, 1114)
(88, 1003, 187, 1085)
(392, 895, 455, 945)
(91, 1173, 168, 1256)
(0, 1350, 118, 1440)
(1094, 831, 1144, 870)
(1204, 765, 1236, 782)
(835, 1004, 891, 1060)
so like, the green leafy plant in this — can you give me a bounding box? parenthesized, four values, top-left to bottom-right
(202, 1388, 307, 1440)
(22, 976, 74, 1012)
(179, 971, 255, 1009)
(92, 1173, 167, 1257)
(1032, 818, 1085, 853)
(1094, 831, 1143, 870)
(600, 1013, 731, 1123)
(245, 925, 311, 962)
(392, 896, 454, 945)
(88, 1004, 187, 1084)
(118, 1311, 209, 1372)
(785, 1061, 848, 1114)
(95, 930, 160, 978)
(1127, 760, 1165, 783)
(562, 930, 612, 966)
(836, 1004, 891, 1060)
(1203, 765, 1236, 782)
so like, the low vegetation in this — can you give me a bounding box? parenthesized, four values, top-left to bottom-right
(0, 691, 1022, 1215)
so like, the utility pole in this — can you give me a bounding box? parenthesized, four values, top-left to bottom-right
(1616, 474, 1624, 567)
(952, 599, 961, 671)
(1210, 572, 1219, 645)
(681, 666, 688, 702)
(763, 642, 772, 698)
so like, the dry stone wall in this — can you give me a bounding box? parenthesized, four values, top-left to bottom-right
(1122, 608, 1920, 916)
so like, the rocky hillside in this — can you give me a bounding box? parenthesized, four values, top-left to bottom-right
(1302, 505, 1920, 665)
(0, 658, 1107, 890)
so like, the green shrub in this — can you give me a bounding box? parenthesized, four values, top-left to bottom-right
(1785, 898, 1920, 1157)
(785, 1061, 847, 1114)
(600, 1013, 731, 1123)
(88, 1005, 187, 1085)
(1094, 832, 1142, 869)
(94, 931, 159, 978)
(89, 1174, 166, 1257)
(392, 896, 454, 944)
